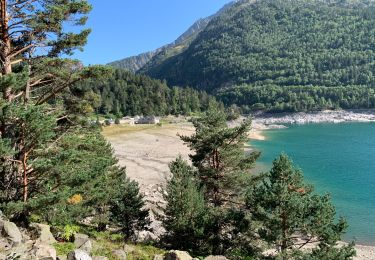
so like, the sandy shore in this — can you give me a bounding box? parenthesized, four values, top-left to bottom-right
(103, 123, 194, 191)
(103, 115, 375, 258)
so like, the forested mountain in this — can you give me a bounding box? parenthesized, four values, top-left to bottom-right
(108, 1, 237, 72)
(141, 0, 375, 93)
(78, 69, 220, 116)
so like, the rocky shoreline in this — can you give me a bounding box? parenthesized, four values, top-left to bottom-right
(248, 110, 375, 141)
(253, 109, 375, 126)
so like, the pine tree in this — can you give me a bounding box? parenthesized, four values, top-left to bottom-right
(180, 107, 260, 207)
(109, 173, 150, 239)
(0, 0, 148, 232)
(178, 107, 260, 254)
(163, 157, 209, 254)
(246, 154, 355, 259)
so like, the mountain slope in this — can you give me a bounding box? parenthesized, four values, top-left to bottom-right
(108, 1, 237, 72)
(141, 0, 375, 92)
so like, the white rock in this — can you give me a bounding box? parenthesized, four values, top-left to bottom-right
(67, 249, 92, 260)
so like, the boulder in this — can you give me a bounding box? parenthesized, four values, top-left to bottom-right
(164, 250, 193, 260)
(74, 234, 89, 248)
(57, 256, 68, 260)
(74, 234, 92, 254)
(79, 240, 92, 254)
(30, 223, 57, 245)
(32, 242, 57, 260)
(4, 243, 30, 259)
(1, 221, 22, 246)
(204, 256, 229, 260)
(112, 249, 127, 259)
(153, 255, 164, 260)
(0, 237, 11, 251)
(134, 230, 158, 243)
(67, 249, 92, 260)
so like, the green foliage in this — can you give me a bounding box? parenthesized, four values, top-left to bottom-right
(61, 225, 81, 242)
(109, 174, 150, 239)
(53, 242, 76, 256)
(78, 68, 220, 116)
(218, 84, 375, 113)
(142, 0, 375, 111)
(165, 108, 260, 256)
(163, 157, 209, 254)
(246, 154, 356, 259)
(180, 106, 260, 207)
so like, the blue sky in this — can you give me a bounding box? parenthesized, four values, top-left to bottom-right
(71, 0, 233, 65)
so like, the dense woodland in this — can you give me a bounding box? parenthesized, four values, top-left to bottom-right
(79, 69, 220, 117)
(218, 84, 375, 112)
(140, 0, 375, 112)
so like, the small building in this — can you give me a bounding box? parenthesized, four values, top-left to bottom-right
(122, 117, 135, 126)
(136, 116, 160, 124)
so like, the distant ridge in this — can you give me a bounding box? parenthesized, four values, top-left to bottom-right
(108, 1, 237, 72)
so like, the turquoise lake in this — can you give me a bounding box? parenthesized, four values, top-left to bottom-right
(251, 123, 375, 245)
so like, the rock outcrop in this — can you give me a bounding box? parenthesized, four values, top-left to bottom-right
(67, 249, 92, 260)
(0, 220, 23, 246)
(163, 250, 195, 260)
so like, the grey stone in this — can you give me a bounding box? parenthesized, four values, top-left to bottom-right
(1, 221, 22, 246)
(32, 242, 57, 260)
(134, 230, 158, 243)
(204, 256, 229, 260)
(80, 240, 92, 254)
(0, 238, 11, 251)
(67, 249, 92, 260)
(5, 243, 30, 260)
(74, 233, 92, 254)
(57, 256, 68, 260)
(163, 250, 193, 260)
(112, 249, 127, 260)
(153, 255, 164, 260)
(30, 223, 57, 245)
(74, 234, 89, 248)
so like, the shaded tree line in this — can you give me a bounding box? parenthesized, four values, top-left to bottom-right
(78, 69, 221, 117)
(218, 84, 375, 113)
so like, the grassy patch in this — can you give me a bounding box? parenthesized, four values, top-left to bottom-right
(102, 124, 157, 137)
(53, 242, 75, 256)
(127, 244, 166, 260)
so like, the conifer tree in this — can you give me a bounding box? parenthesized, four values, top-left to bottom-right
(180, 107, 260, 207)
(109, 172, 150, 239)
(179, 107, 260, 254)
(246, 154, 355, 259)
(0, 0, 147, 231)
(163, 157, 209, 254)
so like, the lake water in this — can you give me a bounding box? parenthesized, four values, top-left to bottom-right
(251, 123, 375, 245)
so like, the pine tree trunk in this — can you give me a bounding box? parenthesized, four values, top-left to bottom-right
(22, 153, 28, 202)
(0, 0, 13, 101)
